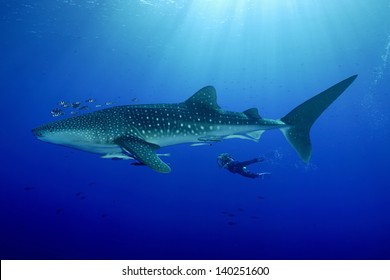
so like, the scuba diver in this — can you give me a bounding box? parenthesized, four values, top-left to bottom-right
(217, 153, 271, 179)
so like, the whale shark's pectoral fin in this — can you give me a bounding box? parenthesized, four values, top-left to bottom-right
(114, 136, 171, 173)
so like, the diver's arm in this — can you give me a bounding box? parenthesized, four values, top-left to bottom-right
(239, 157, 264, 167)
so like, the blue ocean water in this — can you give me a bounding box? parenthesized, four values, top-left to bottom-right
(0, 0, 389, 260)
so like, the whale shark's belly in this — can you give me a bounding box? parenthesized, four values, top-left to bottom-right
(64, 142, 122, 155)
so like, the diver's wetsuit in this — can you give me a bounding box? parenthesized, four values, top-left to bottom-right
(217, 153, 267, 179)
(224, 158, 263, 179)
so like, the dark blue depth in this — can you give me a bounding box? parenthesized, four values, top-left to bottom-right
(0, 0, 389, 260)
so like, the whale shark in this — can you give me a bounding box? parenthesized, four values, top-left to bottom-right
(32, 75, 357, 173)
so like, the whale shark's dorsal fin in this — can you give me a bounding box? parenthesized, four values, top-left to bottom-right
(185, 86, 220, 110)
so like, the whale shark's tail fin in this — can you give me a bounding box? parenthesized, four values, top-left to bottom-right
(280, 75, 358, 162)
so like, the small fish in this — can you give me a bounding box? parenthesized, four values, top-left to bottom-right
(95, 104, 102, 108)
(55, 208, 64, 215)
(190, 143, 212, 147)
(131, 162, 146, 166)
(70, 111, 78, 115)
(131, 97, 139, 102)
(257, 196, 265, 200)
(158, 153, 171, 157)
(197, 135, 222, 142)
(78, 105, 89, 110)
(105, 101, 113, 106)
(23, 187, 34, 191)
(51, 108, 64, 117)
(85, 98, 95, 103)
(71, 101, 81, 108)
(237, 208, 245, 212)
(75, 192, 84, 197)
(58, 101, 71, 108)
(227, 221, 237, 226)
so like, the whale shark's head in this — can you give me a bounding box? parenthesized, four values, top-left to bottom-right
(32, 115, 101, 148)
(32, 112, 123, 155)
(32, 122, 89, 146)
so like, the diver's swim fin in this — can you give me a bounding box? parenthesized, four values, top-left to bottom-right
(280, 75, 358, 162)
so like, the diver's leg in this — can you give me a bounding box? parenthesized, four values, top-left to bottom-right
(237, 168, 260, 179)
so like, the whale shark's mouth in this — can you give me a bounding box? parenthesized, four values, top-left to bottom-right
(32, 127, 44, 138)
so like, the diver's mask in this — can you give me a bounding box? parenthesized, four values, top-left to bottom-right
(217, 153, 233, 168)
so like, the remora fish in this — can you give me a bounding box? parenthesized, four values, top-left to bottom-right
(32, 75, 357, 173)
